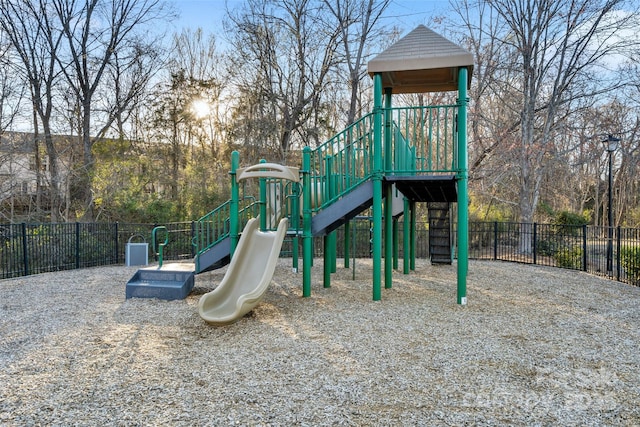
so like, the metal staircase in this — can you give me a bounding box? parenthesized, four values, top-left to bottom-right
(428, 202, 452, 264)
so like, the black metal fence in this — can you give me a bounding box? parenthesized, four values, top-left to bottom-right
(1, 219, 639, 286)
(468, 222, 640, 285)
(0, 222, 195, 279)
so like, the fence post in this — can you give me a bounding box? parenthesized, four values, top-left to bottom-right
(533, 223, 537, 265)
(190, 221, 196, 258)
(493, 221, 498, 260)
(21, 222, 28, 276)
(75, 222, 81, 269)
(582, 224, 588, 272)
(115, 222, 119, 264)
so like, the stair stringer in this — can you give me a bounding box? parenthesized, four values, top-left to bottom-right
(311, 180, 374, 237)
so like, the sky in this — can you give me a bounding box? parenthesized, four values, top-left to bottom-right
(171, 0, 452, 37)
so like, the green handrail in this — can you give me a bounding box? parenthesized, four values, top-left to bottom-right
(152, 226, 169, 268)
(306, 104, 459, 214)
(307, 113, 375, 211)
(193, 196, 258, 257)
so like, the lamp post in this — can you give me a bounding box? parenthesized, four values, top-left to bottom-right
(603, 134, 620, 273)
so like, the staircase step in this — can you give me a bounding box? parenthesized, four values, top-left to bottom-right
(126, 263, 195, 300)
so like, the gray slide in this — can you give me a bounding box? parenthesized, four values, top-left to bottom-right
(198, 217, 288, 326)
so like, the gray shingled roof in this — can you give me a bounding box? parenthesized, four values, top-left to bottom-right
(367, 25, 474, 93)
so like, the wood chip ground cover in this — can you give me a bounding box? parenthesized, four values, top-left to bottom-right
(0, 259, 638, 426)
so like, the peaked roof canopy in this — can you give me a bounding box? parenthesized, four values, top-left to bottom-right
(367, 25, 474, 93)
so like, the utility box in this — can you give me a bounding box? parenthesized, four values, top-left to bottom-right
(126, 234, 149, 266)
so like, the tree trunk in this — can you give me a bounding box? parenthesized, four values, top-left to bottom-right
(80, 94, 94, 220)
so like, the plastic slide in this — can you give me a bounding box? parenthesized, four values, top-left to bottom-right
(198, 217, 288, 325)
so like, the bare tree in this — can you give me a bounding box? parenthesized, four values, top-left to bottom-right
(51, 0, 172, 220)
(0, 0, 67, 221)
(455, 0, 639, 251)
(227, 0, 342, 159)
(323, 0, 390, 126)
(169, 28, 227, 159)
(0, 33, 23, 134)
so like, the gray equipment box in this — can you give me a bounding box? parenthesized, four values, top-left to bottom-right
(126, 235, 149, 266)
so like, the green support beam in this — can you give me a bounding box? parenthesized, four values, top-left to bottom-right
(291, 180, 300, 272)
(457, 67, 469, 305)
(410, 201, 416, 271)
(259, 159, 267, 231)
(230, 151, 240, 258)
(393, 217, 399, 270)
(384, 88, 393, 289)
(324, 156, 332, 288)
(372, 74, 383, 301)
(302, 147, 313, 297)
(403, 198, 410, 274)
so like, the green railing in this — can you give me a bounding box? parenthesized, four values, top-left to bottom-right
(151, 226, 169, 267)
(388, 105, 458, 174)
(307, 113, 375, 211)
(193, 196, 258, 257)
(306, 105, 459, 213)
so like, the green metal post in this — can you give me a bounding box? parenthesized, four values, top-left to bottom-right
(330, 171, 337, 274)
(410, 201, 416, 271)
(324, 156, 335, 287)
(393, 217, 399, 270)
(292, 181, 300, 272)
(230, 151, 240, 257)
(403, 198, 410, 274)
(372, 73, 383, 301)
(302, 147, 312, 297)
(384, 88, 393, 289)
(259, 159, 267, 231)
(457, 67, 469, 305)
(344, 221, 350, 268)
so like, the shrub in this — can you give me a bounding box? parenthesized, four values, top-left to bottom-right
(620, 247, 640, 285)
(536, 239, 557, 256)
(555, 210, 589, 226)
(554, 246, 583, 269)
(553, 211, 588, 237)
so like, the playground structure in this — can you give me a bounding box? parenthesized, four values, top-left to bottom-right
(126, 25, 473, 317)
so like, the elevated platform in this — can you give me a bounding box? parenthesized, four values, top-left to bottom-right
(126, 263, 195, 300)
(384, 174, 457, 203)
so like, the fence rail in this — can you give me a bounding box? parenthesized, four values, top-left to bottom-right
(1, 220, 638, 286)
